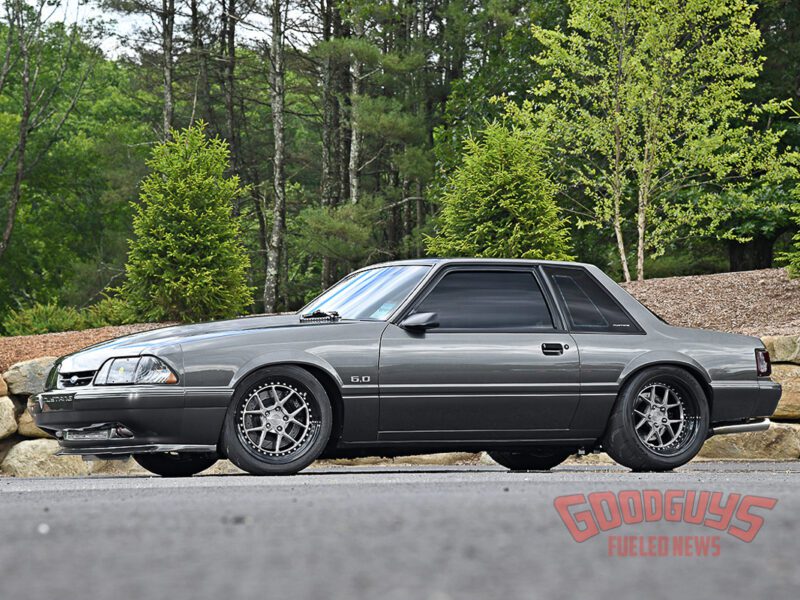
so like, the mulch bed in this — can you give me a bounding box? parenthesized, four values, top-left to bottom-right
(622, 268, 800, 337)
(0, 324, 166, 373)
(1, 267, 798, 373)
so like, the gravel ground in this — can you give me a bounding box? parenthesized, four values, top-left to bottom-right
(1, 462, 797, 600)
(622, 267, 800, 336)
(0, 324, 166, 372)
(1, 267, 798, 371)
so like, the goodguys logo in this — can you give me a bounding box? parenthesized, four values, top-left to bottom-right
(554, 490, 777, 557)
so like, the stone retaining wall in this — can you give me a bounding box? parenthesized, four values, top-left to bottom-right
(2, 339, 800, 476)
(699, 335, 800, 458)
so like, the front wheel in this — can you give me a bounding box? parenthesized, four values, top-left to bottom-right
(133, 452, 218, 477)
(221, 366, 332, 475)
(488, 447, 575, 471)
(603, 366, 709, 472)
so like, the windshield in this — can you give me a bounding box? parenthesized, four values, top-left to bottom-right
(301, 265, 431, 321)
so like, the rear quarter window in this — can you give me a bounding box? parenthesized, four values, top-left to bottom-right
(543, 266, 642, 334)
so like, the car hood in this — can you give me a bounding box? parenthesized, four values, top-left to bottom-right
(56, 314, 344, 373)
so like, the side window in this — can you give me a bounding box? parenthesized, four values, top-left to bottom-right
(412, 270, 554, 331)
(543, 267, 640, 333)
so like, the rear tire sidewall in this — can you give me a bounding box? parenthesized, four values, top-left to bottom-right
(604, 366, 709, 471)
(222, 365, 332, 475)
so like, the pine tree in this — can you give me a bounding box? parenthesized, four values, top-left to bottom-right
(121, 123, 252, 322)
(426, 122, 573, 261)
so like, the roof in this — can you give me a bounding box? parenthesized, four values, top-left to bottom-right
(362, 257, 596, 269)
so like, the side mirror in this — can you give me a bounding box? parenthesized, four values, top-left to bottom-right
(400, 312, 439, 331)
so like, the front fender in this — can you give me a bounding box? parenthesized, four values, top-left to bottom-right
(229, 349, 344, 390)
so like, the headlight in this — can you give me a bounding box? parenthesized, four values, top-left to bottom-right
(95, 356, 178, 385)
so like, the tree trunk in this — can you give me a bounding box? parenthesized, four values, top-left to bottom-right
(636, 190, 647, 282)
(348, 21, 363, 204)
(264, 0, 286, 313)
(336, 14, 351, 204)
(636, 164, 655, 282)
(222, 0, 238, 171)
(416, 183, 424, 257)
(610, 19, 631, 283)
(320, 2, 345, 288)
(161, 0, 175, 139)
(728, 237, 776, 272)
(320, 0, 339, 208)
(612, 195, 631, 283)
(189, 0, 212, 124)
(0, 10, 31, 261)
(2, 96, 29, 261)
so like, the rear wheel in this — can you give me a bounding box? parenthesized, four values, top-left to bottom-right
(133, 452, 218, 477)
(603, 366, 709, 472)
(489, 447, 574, 471)
(222, 366, 332, 475)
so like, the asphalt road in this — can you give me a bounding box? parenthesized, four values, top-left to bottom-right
(1, 462, 798, 600)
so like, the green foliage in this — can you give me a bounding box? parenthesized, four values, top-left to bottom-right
(3, 303, 87, 336)
(783, 188, 800, 277)
(3, 0, 800, 332)
(0, 27, 151, 322)
(120, 123, 253, 322)
(83, 296, 136, 328)
(512, 0, 794, 279)
(426, 122, 573, 260)
(433, 0, 569, 177)
(1, 294, 137, 335)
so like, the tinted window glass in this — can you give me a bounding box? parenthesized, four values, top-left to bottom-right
(544, 267, 639, 333)
(413, 271, 554, 330)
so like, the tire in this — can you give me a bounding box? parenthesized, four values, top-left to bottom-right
(489, 447, 574, 471)
(603, 366, 709, 472)
(221, 365, 332, 475)
(133, 452, 218, 477)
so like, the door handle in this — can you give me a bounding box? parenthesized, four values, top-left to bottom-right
(542, 343, 565, 356)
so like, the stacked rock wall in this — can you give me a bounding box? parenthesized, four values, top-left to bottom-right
(3, 341, 800, 476)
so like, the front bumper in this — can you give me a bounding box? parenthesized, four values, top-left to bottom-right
(32, 385, 230, 456)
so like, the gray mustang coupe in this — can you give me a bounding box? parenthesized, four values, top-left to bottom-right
(33, 259, 780, 476)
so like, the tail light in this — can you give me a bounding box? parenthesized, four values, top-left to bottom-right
(756, 349, 772, 377)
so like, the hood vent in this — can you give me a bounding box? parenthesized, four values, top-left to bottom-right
(300, 310, 341, 323)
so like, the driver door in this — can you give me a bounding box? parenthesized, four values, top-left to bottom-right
(377, 267, 580, 441)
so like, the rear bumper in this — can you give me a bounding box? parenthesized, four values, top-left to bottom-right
(752, 380, 782, 418)
(32, 386, 230, 456)
(709, 379, 782, 423)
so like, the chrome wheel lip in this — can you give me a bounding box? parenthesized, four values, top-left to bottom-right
(237, 382, 318, 458)
(632, 382, 697, 456)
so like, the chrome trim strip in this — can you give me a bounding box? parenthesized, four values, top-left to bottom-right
(710, 381, 761, 389)
(379, 393, 578, 399)
(379, 382, 582, 389)
(709, 418, 770, 436)
(341, 385, 379, 392)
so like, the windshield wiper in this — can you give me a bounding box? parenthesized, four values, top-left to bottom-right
(300, 309, 341, 322)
